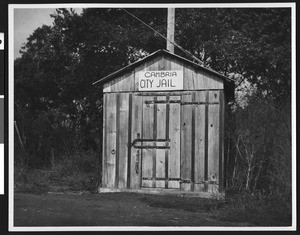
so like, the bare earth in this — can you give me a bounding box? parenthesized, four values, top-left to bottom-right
(14, 192, 252, 228)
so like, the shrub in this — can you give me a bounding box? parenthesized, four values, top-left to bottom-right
(223, 93, 292, 226)
(219, 188, 292, 226)
(14, 166, 51, 194)
(49, 150, 101, 192)
(14, 150, 101, 193)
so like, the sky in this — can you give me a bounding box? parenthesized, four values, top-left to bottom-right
(14, 8, 82, 59)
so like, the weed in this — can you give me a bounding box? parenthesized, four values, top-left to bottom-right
(14, 151, 101, 194)
(215, 189, 292, 226)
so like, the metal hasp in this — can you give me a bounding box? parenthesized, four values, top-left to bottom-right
(131, 133, 170, 149)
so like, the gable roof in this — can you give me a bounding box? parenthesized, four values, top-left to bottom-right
(92, 49, 235, 86)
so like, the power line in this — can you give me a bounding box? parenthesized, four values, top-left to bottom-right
(103, 9, 286, 118)
(121, 8, 205, 66)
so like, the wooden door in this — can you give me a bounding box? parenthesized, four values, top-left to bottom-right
(137, 95, 181, 189)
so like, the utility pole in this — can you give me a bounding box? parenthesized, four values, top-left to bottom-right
(167, 8, 175, 53)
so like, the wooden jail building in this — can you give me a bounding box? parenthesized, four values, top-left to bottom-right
(93, 49, 234, 195)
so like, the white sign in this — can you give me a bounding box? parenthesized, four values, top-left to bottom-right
(138, 70, 183, 91)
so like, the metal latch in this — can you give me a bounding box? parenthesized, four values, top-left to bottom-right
(130, 136, 170, 149)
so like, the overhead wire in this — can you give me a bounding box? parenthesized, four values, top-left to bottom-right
(121, 8, 205, 66)
(122, 8, 286, 118)
(121, 8, 236, 83)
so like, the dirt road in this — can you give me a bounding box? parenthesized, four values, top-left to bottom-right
(14, 192, 251, 228)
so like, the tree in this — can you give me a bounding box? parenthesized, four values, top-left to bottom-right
(14, 8, 169, 166)
(175, 8, 291, 101)
(15, 8, 291, 171)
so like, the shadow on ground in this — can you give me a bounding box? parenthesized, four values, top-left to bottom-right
(14, 192, 251, 227)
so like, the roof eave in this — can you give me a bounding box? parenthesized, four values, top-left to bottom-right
(92, 50, 164, 86)
(92, 49, 235, 86)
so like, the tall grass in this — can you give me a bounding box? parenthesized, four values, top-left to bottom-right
(223, 94, 292, 226)
(14, 150, 101, 193)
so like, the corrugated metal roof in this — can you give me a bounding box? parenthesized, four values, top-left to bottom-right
(92, 49, 234, 86)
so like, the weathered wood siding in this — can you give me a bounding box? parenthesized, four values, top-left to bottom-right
(180, 93, 193, 191)
(129, 95, 142, 189)
(168, 95, 181, 189)
(103, 55, 223, 93)
(101, 54, 226, 193)
(103, 93, 117, 188)
(194, 91, 206, 191)
(117, 93, 129, 188)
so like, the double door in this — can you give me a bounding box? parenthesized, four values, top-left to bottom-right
(102, 90, 222, 192)
(132, 95, 181, 189)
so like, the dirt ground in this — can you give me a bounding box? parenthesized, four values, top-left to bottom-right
(14, 191, 253, 228)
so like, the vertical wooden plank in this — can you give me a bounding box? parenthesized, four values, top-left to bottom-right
(105, 71, 135, 92)
(194, 70, 205, 90)
(183, 65, 195, 91)
(109, 76, 120, 92)
(105, 93, 117, 188)
(202, 71, 224, 90)
(156, 96, 166, 181)
(164, 95, 170, 188)
(168, 95, 181, 188)
(132, 71, 137, 92)
(180, 94, 192, 191)
(129, 72, 136, 92)
(170, 57, 183, 70)
(145, 55, 160, 71)
(102, 94, 107, 188)
(208, 90, 221, 192)
(164, 54, 172, 70)
(118, 93, 129, 189)
(194, 91, 206, 179)
(134, 68, 140, 92)
(151, 97, 157, 188)
(208, 102, 220, 184)
(159, 55, 165, 70)
(141, 96, 154, 188)
(127, 93, 133, 188)
(130, 95, 142, 189)
(209, 90, 220, 103)
(103, 83, 111, 93)
(114, 77, 121, 92)
(194, 91, 206, 192)
(115, 93, 120, 188)
(191, 92, 196, 191)
(204, 91, 209, 187)
(219, 90, 225, 192)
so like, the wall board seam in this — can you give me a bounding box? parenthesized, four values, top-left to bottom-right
(204, 91, 209, 185)
(165, 95, 170, 188)
(115, 93, 120, 188)
(126, 93, 132, 188)
(219, 91, 224, 192)
(152, 96, 157, 188)
(191, 91, 196, 191)
(102, 94, 107, 187)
